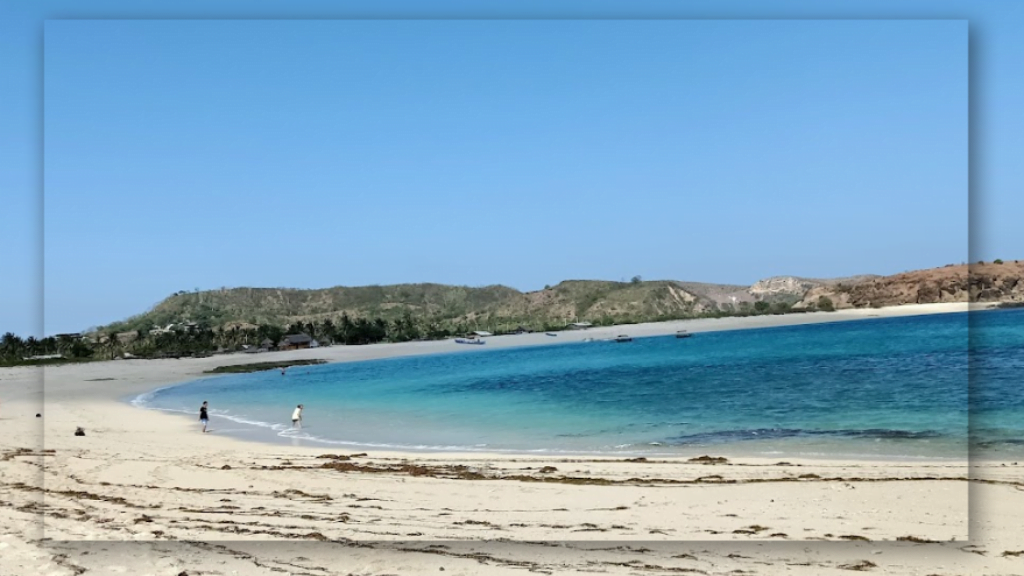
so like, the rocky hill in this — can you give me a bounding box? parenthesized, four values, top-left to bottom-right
(793, 261, 1024, 309)
(748, 276, 822, 302)
(96, 261, 1022, 334)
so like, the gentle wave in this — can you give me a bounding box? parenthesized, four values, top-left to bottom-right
(131, 397, 653, 454)
(129, 385, 176, 408)
(131, 397, 971, 460)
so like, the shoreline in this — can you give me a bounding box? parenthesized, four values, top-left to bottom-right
(125, 397, 979, 463)
(4, 301, 1024, 574)
(119, 302, 981, 461)
(115, 301, 981, 391)
(131, 390, 974, 464)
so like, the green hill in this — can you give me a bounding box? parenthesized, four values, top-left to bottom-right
(97, 279, 732, 335)
(95, 261, 1020, 338)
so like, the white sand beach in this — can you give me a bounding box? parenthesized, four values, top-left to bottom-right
(3, 303, 1023, 575)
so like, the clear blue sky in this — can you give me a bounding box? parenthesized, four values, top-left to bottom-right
(4, 1, 1020, 337)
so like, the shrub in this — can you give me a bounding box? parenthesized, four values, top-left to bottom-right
(70, 342, 94, 358)
(994, 259, 1004, 264)
(817, 296, 835, 312)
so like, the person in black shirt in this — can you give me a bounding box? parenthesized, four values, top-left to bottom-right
(199, 401, 209, 433)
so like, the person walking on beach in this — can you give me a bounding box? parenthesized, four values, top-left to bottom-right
(291, 404, 303, 429)
(199, 401, 209, 433)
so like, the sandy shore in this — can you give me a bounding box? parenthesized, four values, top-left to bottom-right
(3, 302, 1023, 575)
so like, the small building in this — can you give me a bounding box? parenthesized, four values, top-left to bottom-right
(259, 338, 276, 351)
(279, 333, 313, 351)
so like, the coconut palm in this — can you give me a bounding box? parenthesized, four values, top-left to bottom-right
(24, 336, 39, 357)
(321, 319, 335, 344)
(40, 336, 58, 355)
(56, 334, 75, 357)
(105, 334, 120, 359)
(1, 332, 24, 361)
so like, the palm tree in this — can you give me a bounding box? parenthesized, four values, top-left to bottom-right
(40, 336, 58, 355)
(155, 331, 174, 355)
(24, 336, 39, 358)
(373, 318, 388, 343)
(56, 334, 75, 357)
(321, 319, 335, 344)
(1, 332, 24, 361)
(172, 329, 188, 355)
(225, 327, 239, 349)
(105, 334, 120, 360)
(339, 314, 353, 344)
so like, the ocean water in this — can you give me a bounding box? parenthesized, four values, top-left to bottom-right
(132, 309, 1024, 460)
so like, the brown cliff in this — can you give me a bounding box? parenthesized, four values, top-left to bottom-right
(795, 261, 1024, 309)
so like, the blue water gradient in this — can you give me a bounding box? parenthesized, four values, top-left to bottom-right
(969, 308, 1024, 458)
(134, 310, 1023, 459)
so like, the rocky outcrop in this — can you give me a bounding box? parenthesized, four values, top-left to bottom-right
(793, 262, 1024, 309)
(969, 262, 1024, 302)
(749, 276, 821, 298)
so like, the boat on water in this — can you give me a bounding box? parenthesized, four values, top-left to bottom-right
(676, 330, 692, 339)
(614, 334, 632, 343)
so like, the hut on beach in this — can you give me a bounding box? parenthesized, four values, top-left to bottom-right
(279, 333, 313, 351)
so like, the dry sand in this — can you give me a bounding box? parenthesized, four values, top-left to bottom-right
(2, 303, 1023, 575)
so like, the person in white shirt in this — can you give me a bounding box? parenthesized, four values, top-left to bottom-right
(291, 404, 303, 429)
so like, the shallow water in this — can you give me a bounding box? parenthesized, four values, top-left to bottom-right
(133, 309, 1024, 460)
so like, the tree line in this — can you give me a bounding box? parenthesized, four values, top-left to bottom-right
(1, 310, 524, 364)
(0, 299, 833, 366)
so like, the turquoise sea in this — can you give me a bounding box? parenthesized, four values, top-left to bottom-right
(133, 309, 1024, 460)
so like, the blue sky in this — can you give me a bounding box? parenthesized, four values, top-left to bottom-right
(41, 19, 967, 335)
(4, 1, 1021, 337)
